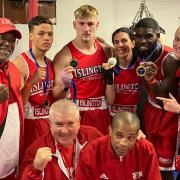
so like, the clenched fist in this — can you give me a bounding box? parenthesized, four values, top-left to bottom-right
(143, 61, 158, 82)
(0, 84, 9, 103)
(33, 147, 53, 171)
(59, 66, 74, 88)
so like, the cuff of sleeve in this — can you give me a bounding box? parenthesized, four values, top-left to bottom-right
(30, 164, 43, 175)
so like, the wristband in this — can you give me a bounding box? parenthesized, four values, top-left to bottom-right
(148, 78, 157, 85)
(102, 68, 114, 85)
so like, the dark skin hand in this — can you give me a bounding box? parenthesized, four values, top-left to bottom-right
(0, 84, 8, 103)
(142, 61, 158, 82)
(143, 54, 180, 100)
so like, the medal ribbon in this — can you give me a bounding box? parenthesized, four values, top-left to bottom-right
(71, 79, 77, 103)
(138, 42, 161, 63)
(29, 48, 49, 101)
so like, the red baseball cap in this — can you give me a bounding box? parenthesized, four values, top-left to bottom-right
(0, 17, 22, 39)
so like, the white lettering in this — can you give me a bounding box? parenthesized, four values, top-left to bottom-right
(75, 65, 102, 78)
(34, 107, 49, 116)
(78, 98, 102, 107)
(132, 171, 143, 180)
(115, 83, 141, 93)
(31, 80, 54, 94)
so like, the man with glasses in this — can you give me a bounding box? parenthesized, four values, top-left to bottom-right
(0, 17, 24, 180)
(20, 99, 102, 180)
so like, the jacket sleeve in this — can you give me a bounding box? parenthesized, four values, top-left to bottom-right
(20, 164, 43, 180)
(19, 142, 43, 180)
(144, 143, 162, 180)
(75, 150, 95, 180)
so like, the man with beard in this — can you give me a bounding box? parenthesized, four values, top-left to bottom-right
(133, 18, 180, 180)
(75, 111, 161, 180)
(0, 17, 24, 179)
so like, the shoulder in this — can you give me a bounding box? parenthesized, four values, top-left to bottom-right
(163, 52, 180, 74)
(12, 53, 25, 65)
(163, 45, 173, 53)
(53, 45, 71, 68)
(135, 138, 156, 153)
(8, 61, 19, 69)
(80, 135, 108, 154)
(78, 125, 103, 143)
(12, 51, 29, 78)
(25, 132, 54, 156)
(96, 39, 113, 59)
(8, 61, 21, 76)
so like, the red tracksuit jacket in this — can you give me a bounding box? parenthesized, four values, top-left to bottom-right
(76, 135, 162, 180)
(20, 125, 102, 180)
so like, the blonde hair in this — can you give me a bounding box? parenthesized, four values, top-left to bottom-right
(74, 4, 98, 20)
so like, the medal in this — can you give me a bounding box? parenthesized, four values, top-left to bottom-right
(136, 42, 161, 77)
(136, 64, 146, 77)
(70, 59, 78, 68)
(44, 99, 49, 107)
(108, 57, 117, 68)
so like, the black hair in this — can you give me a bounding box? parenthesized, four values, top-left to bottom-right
(112, 27, 134, 44)
(28, 15, 52, 32)
(134, 17, 159, 31)
(159, 26, 166, 34)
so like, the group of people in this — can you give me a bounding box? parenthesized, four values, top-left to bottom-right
(0, 4, 180, 180)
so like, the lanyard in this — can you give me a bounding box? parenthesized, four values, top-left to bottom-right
(71, 80, 77, 103)
(29, 48, 49, 95)
(138, 42, 161, 63)
(53, 139, 87, 180)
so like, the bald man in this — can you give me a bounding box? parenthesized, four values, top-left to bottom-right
(19, 99, 102, 180)
(76, 111, 162, 180)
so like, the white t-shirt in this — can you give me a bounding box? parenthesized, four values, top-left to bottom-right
(0, 103, 20, 178)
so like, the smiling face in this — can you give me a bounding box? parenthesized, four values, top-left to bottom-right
(73, 16, 99, 43)
(0, 32, 16, 63)
(29, 23, 53, 53)
(109, 120, 138, 156)
(173, 27, 180, 59)
(50, 112, 80, 147)
(134, 27, 159, 57)
(113, 31, 134, 61)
